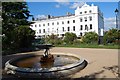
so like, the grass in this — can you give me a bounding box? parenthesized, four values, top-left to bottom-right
(56, 44, 119, 49)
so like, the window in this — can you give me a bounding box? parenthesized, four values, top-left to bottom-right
(90, 24, 92, 29)
(80, 33, 82, 36)
(85, 25, 88, 30)
(62, 27, 64, 32)
(52, 22, 54, 25)
(89, 16, 92, 21)
(89, 10, 92, 13)
(73, 20, 75, 23)
(62, 21, 64, 24)
(48, 23, 49, 26)
(43, 29, 45, 33)
(57, 22, 59, 25)
(73, 26, 75, 31)
(43, 35, 45, 38)
(52, 28, 54, 32)
(39, 24, 41, 27)
(67, 21, 70, 24)
(57, 28, 58, 33)
(68, 27, 70, 31)
(48, 28, 50, 32)
(84, 17, 87, 22)
(39, 29, 41, 33)
(80, 12, 82, 14)
(62, 34, 64, 37)
(80, 18, 82, 22)
(43, 24, 45, 26)
(31, 25, 33, 27)
(84, 11, 87, 13)
(80, 25, 83, 30)
(35, 25, 37, 27)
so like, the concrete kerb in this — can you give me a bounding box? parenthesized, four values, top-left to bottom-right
(4, 52, 88, 78)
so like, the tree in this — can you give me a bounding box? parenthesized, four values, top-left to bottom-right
(2, 2, 33, 50)
(45, 34, 62, 45)
(13, 26, 35, 48)
(2, 2, 32, 33)
(64, 32, 77, 44)
(103, 28, 120, 44)
(82, 32, 98, 44)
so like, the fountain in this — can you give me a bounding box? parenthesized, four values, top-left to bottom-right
(5, 44, 88, 78)
(39, 45, 54, 63)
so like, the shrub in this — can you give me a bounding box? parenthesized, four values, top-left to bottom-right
(103, 28, 120, 44)
(82, 32, 98, 44)
(45, 34, 62, 45)
(64, 32, 77, 44)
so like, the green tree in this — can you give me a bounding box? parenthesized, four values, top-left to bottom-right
(12, 26, 35, 48)
(2, 2, 32, 33)
(103, 28, 120, 44)
(82, 32, 98, 44)
(2, 2, 33, 50)
(64, 32, 77, 44)
(45, 34, 62, 45)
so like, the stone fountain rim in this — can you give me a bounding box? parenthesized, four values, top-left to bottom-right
(5, 52, 86, 73)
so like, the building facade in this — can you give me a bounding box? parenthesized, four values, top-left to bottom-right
(30, 3, 104, 38)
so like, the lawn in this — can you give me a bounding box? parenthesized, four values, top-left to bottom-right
(56, 44, 119, 49)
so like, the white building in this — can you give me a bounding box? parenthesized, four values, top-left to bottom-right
(30, 3, 104, 38)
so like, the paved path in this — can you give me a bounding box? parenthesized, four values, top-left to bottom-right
(2, 47, 118, 79)
(51, 47, 118, 78)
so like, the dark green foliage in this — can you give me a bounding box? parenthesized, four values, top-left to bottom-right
(33, 38, 45, 45)
(82, 32, 98, 44)
(2, 2, 35, 53)
(103, 28, 120, 44)
(13, 26, 35, 48)
(2, 2, 31, 34)
(64, 32, 77, 44)
(73, 40, 81, 45)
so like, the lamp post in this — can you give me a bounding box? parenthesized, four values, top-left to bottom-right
(115, 9, 119, 29)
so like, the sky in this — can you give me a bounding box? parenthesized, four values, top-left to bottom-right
(26, 1, 119, 31)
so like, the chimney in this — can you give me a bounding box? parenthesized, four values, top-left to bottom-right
(66, 12, 71, 16)
(47, 15, 51, 19)
(91, 4, 94, 6)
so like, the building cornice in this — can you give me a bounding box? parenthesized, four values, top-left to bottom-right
(32, 13, 102, 23)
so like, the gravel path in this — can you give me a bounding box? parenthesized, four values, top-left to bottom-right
(51, 47, 118, 78)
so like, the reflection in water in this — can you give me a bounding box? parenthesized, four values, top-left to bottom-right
(15, 55, 79, 68)
(41, 61, 54, 68)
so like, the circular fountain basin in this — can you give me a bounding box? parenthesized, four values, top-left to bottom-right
(5, 53, 88, 78)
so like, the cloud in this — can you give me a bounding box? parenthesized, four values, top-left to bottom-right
(55, 0, 70, 5)
(69, 2, 85, 9)
(55, 0, 69, 2)
(54, 0, 85, 9)
(104, 17, 116, 30)
(55, 4, 60, 8)
(35, 15, 47, 19)
(54, 0, 70, 9)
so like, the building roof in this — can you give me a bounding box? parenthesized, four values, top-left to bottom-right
(34, 14, 75, 21)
